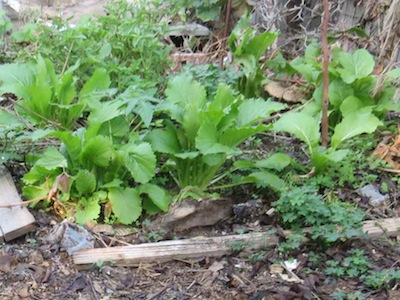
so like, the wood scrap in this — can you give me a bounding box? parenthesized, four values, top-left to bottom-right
(0, 165, 35, 242)
(73, 217, 400, 269)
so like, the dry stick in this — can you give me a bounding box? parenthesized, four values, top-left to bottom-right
(0, 195, 48, 208)
(321, 0, 330, 147)
(219, 0, 233, 68)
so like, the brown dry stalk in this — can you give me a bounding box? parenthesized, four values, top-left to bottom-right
(321, 0, 330, 147)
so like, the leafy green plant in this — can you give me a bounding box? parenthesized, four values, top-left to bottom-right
(273, 186, 364, 247)
(0, 109, 27, 164)
(177, 63, 242, 96)
(331, 291, 365, 300)
(21, 89, 171, 225)
(231, 152, 294, 191)
(272, 110, 382, 173)
(145, 75, 285, 193)
(326, 249, 371, 278)
(229, 17, 278, 98)
(363, 269, 400, 289)
(0, 56, 110, 129)
(290, 43, 399, 124)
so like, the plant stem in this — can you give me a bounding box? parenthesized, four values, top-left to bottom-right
(321, 0, 330, 147)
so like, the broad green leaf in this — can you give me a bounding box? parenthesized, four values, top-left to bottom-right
(165, 75, 206, 108)
(36, 147, 67, 170)
(304, 42, 321, 65)
(327, 149, 349, 162)
(233, 160, 256, 169)
(207, 83, 235, 125)
(123, 142, 156, 184)
(51, 131, 82, 162)
(236, 99, 285, 127)
(182, 101, 204, 144)
(243, 32, 278, 60)
(75, 196, 101, 224)
(339, 96, 365, 117)
(329, 79, 354, 108)
(331, 109, 383, 148)
(56, 72, 76, 105)
(145, 127, 180, 154)
(139, 183, 172, 212)
(311, 148, 349, 173)
(196, 121, 233, 154)
(80, 68, 110, 96)
(88, 99, 124, 125)
(0, 63, 34, 96)
(22, 184, 48, 201)
(30, 129, 55, 141)
(134, 101, 155, 127)
(255, 153, 292, 171)
(19, 84, 52, 120)
(75, 170, 96, 196)
(22, 165, 56, 184)
(109, 187, 142, 224)
(242, 171, 286, 191)
(290, 59, 320, 83)
(337, 49, 375, 83)
(219, 124, 269, 148)
(202, 153, 226, 166)
(273, 112, 320, 152)
(98, 116, 130, 138)
(79, 136, 114, 168)
(0, 109, 23, 128)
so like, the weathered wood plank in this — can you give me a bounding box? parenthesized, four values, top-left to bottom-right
(73, 217, 400, 268)
(0, 166, 35, 242)
(73, 232, 278, 267)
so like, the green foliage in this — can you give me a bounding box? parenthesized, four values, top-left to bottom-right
(11, 0, 173, 91)
(363, 269, 400, 289)
(0, 109, 26, 163)
(272, 111, 381, 173)
(326, 249, 371, 278)
(21, 92, 171, 224)
(169, 0, 226, 21)
(308, 136, 382, 189)
(145, 75, 285, 191)
(233, 152, 293, 191)
(290, 43, 399, 124)
(331, 291, 365, 300)
(178, 63, 242, 96)
(229, 17, 278, 97)
(0, 57, 110, 129)
(273, 186, 364, 247)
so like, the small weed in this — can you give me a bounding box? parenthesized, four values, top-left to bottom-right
(274, 186, 364, 250)
(331, 291, 365, 300)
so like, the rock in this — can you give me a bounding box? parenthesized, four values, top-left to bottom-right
(358, 184, 389, 206)
(150, 198, 233, 232)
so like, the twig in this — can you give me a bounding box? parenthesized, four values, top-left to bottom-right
(220, 0, 233, 68)
(0, 196, 47, 208)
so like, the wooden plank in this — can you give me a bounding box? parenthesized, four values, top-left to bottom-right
(0, 166, 35, 242)
(73, 217, 400, 268)
(73, 232, 278, 268)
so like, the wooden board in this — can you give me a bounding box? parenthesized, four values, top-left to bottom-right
(73, 217, 400, 269)
(0, 166, 35, 242)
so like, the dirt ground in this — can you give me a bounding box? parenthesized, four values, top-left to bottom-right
(0, 208, 399, 300)
(14, 0, 106, 23)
